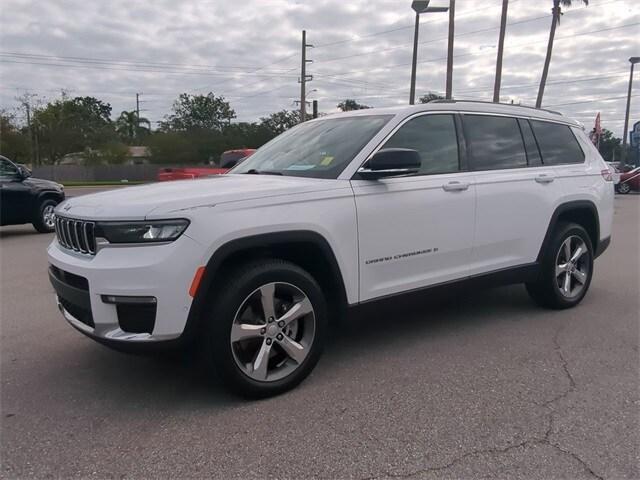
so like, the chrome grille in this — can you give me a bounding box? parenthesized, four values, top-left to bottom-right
(55, 217, 96, 255)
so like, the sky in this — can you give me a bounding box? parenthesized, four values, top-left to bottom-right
(1, 0, 639, 137)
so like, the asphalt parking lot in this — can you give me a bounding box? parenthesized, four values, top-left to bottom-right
(1, 188, 638, 479)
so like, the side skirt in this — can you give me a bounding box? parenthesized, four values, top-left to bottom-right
(356, 263, 541, 307)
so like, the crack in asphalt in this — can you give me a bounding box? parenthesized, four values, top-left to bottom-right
(360, 327, 604, 480)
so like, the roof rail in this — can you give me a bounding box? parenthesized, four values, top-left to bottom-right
(429, 99, 563, 116)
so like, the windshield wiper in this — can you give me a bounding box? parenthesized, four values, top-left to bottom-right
(245, 169, 283, 176)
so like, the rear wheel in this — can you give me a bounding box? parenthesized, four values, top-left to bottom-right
(203, 260, 327, 398)
(32, 199, 58, 233)
(616, 182, 631, 194)
(526, 223, 594, 309)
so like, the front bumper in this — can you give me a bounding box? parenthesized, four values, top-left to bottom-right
(47, 234, 206, 344)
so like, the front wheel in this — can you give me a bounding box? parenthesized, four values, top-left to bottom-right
(203, 260, 328, 398)
(526, 222, 594, 310)
(32, 199, 58, 233)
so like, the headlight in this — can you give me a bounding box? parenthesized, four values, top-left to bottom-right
(95, 219, 190, 244)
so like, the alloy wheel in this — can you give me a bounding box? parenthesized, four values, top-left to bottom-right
(43, 205, 56, 229)
(555, 235, 590, 299)
(230, 282, 315, 382)
(618, 182, 631, 194)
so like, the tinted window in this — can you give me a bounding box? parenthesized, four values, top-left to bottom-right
(382, 114, 459, 174)
(232, 115, 392, 179)
(0, 158, 19, 179)
(464, 115, 527, 170)
(518, 119, 542, 166)
(530, 121, 585, 165)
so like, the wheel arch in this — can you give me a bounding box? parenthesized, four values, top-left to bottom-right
(35, 190, 64, 207)
(537, 200, 601, 262)
(183, 230, 349, 342)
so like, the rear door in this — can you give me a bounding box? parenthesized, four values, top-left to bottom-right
(462, 114, 559, 275)
(352, 113, 476, 301)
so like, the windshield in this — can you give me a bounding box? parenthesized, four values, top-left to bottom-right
(231, 115, 392, 179)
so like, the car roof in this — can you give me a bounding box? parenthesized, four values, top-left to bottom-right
(322, 101, 580, 127)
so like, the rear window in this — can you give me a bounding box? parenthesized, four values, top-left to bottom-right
(530, 121, 585, 165)
(463, 115, 527, 170)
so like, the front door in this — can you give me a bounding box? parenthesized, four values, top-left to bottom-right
(0, 157, 30, 225)
(351, 113, 476, 302)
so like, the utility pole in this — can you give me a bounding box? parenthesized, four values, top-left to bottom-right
(17, 93, 37, 166)
(445, 0, 455, 99)
(136, 93, 142, 123)
(621, 57, 639, 166)
(299, 30, 313, 123)
(409, 12, 420, 105)
(493, 0, 509, 103)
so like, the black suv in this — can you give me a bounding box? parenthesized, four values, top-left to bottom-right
(0, 155, 65, 233)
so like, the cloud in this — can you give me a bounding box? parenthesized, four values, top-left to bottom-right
(0, 0, 638, 136)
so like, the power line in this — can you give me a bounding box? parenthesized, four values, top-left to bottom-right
(313, 0, 523, 49)
(0, 51, 297, 74)
(546, 94, 640, 108)
(321, 21, 640, 79)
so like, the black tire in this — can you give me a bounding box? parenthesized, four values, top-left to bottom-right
(202, 259, 328, 398)
(616, 182, 631, 194)
(32, 199, 58, 233)
(526, 222, 594, 310)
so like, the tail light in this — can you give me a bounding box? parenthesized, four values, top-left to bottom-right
(601, 169, 613, 182)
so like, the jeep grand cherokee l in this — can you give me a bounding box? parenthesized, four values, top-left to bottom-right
(48, 101, 613, 398)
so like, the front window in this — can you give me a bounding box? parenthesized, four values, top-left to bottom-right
(231, 115, 392, 179)
(0, 157, 19, 179)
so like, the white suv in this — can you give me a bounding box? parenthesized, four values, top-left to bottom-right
(48, 101, 614, 397)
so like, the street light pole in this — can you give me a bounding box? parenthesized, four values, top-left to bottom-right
(409, 1, 449, 105)
(621, 56, 639, 166)
(409, 11, 421, 105)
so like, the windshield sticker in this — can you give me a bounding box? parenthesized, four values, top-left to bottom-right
(320, 156, 334, 166)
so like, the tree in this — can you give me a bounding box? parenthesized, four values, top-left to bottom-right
(419, 92, 445, 103)
(337, 99, 371, 111)
(0, 111, 29, 163)
(259, 110, 300, 135)
(32, 96, 116, 164)
(493, 0, 509, 102)
(536, 0, 588, 108)
(159, 93, 235, 132)
(116, 110, 150, 144)
(597, 129, 624, 162)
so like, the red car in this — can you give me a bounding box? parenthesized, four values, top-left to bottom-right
(157, 149, 256, 181)
(616, 166, 640, 194)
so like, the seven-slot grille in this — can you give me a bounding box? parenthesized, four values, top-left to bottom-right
(55, 217, 96, 255)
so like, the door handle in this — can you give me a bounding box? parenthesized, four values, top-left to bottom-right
(442, 181, 469, 192)
(535, 174, 555, 184)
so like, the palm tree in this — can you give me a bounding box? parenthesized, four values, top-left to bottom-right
(536, 0, 588, 108)
(115, 110, 150, 144)
(493, 0, 509, 103)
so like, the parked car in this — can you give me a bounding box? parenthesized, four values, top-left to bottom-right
(157, 166, 228, 181)
(606, 162, 621, 185)
(0, 155, 65, 233)
(220, 148, 256, 168)
(616, 166, 640, 194)
(47, 101, 613, 398)
(157, 149, 256, 181)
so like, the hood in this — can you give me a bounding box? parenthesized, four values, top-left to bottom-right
(24, 177, 64, 191)
(56, 174, 348, 220)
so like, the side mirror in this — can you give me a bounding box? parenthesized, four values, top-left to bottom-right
(17, 165, 31, 179)
(357, 148, 421, 179)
